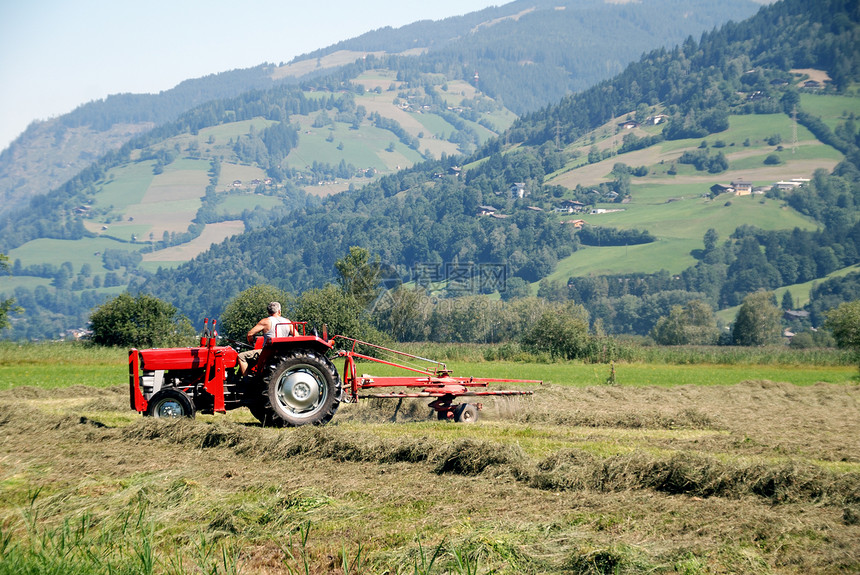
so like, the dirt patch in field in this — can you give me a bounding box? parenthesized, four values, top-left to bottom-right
(791, 68, 832, 85)
(359, 98, 430, 137)
(141, 220, 245, 262)
(644, 158, 840, 187)
(271, 50, 387, 80)
(552, 146, 681, 188)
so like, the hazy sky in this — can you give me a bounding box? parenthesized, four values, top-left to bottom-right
(0, 0, 499, 152)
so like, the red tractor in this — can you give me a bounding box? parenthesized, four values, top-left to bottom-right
(129, 319, 536, 426)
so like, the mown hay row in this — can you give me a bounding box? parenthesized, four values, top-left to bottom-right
(531, 449, 860, 504)
(2, 403, 857, 508)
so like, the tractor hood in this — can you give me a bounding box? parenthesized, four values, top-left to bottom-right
(138, 346, 239, 370)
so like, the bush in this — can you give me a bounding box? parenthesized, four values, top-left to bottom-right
(521, 302, 591, 360)
(732, 292, 781, 346)
(220, 284, 292, 342)
(89, 293, 196, 348)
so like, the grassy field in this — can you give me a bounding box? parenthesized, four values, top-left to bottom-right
(541, 104, 845, 282)
(714, 263, 860, 323)
(800, 93, 860, 131)
(546, 191, 816, 280)
(0, 343, 858, 573)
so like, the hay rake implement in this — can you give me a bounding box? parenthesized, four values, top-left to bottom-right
(129, 321, 538, 426)
(336, 336, 538, 422)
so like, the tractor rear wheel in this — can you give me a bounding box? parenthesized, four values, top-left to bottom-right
(247, 402, 278, 426)
(264, 350, 341, 426)
(146, 389, 195, 419)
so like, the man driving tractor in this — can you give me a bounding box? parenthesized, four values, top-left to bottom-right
(237, 301, 296, 375)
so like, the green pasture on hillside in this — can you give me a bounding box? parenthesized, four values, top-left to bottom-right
(412, 113, 459, 138)
(196, 118, 278, 144)
(354, 70, 399, 86)
(549, 238, 703, 279)
(288, 120, 423, 171)
(548, 197, 814, 282)
(6, 236, 145, 270)
(800, 92, 860, 131)
(479, 107, 518, 132)
(728, 143, 843, 171)
(215, 194, 283, 215)
(654, 114, 803, 153)
(716, 262, 860, 322)
(163, 157, 210, 173)
(95, 161, 157, 212)
(547, 189, 817, 281)
(0, 275, 51, 293)
(469, 120, 499, 144)
(595, 191, 816, 237)
(544, 112, 826, 279)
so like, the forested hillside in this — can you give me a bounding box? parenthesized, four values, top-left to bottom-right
(0, 66, 282, 216)
(0, 0, 756, 218)
(296, 0, 761, 114)
(133, 0, 859, 338)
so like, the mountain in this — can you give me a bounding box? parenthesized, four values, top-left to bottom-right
(291, 0, 763, 114)
(0, 0, 759, 217)
(0, 66, 283, 217)
(4, 0, 858, 340)
(130, 0, 859, 334)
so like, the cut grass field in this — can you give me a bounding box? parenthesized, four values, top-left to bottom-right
(0, 342, 857, 573)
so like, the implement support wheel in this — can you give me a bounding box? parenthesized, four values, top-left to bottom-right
(454, 403, 478, 423)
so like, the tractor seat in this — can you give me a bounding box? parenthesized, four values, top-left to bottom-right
(273, 322, 295, 338)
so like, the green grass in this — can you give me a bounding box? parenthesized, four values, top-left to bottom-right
(95, 161, 157, 212)
(716, 262, 860, 322)
(728, 142, 843, 171)
(0, 342, 853, 392)
(0, 275, 51, 292)
(5, 236, 146, 271)
(356, 359, 855, 388)
(195, 118, 278, 143)
(215, 194, 283, 215)
(800, 93, 860, 131)
(0, 363, 122, 390)
(547, 194, 816, 280)
(0, 342, 126, 390)
(288, 120, 423, 171)
(549, 238, 697, 277)
(478, 107, 518, 133)
(411, 114, 459, 138)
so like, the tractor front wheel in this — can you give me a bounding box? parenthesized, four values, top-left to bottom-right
(145, 389, 195, 419)
(264, 350, 341, 426)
